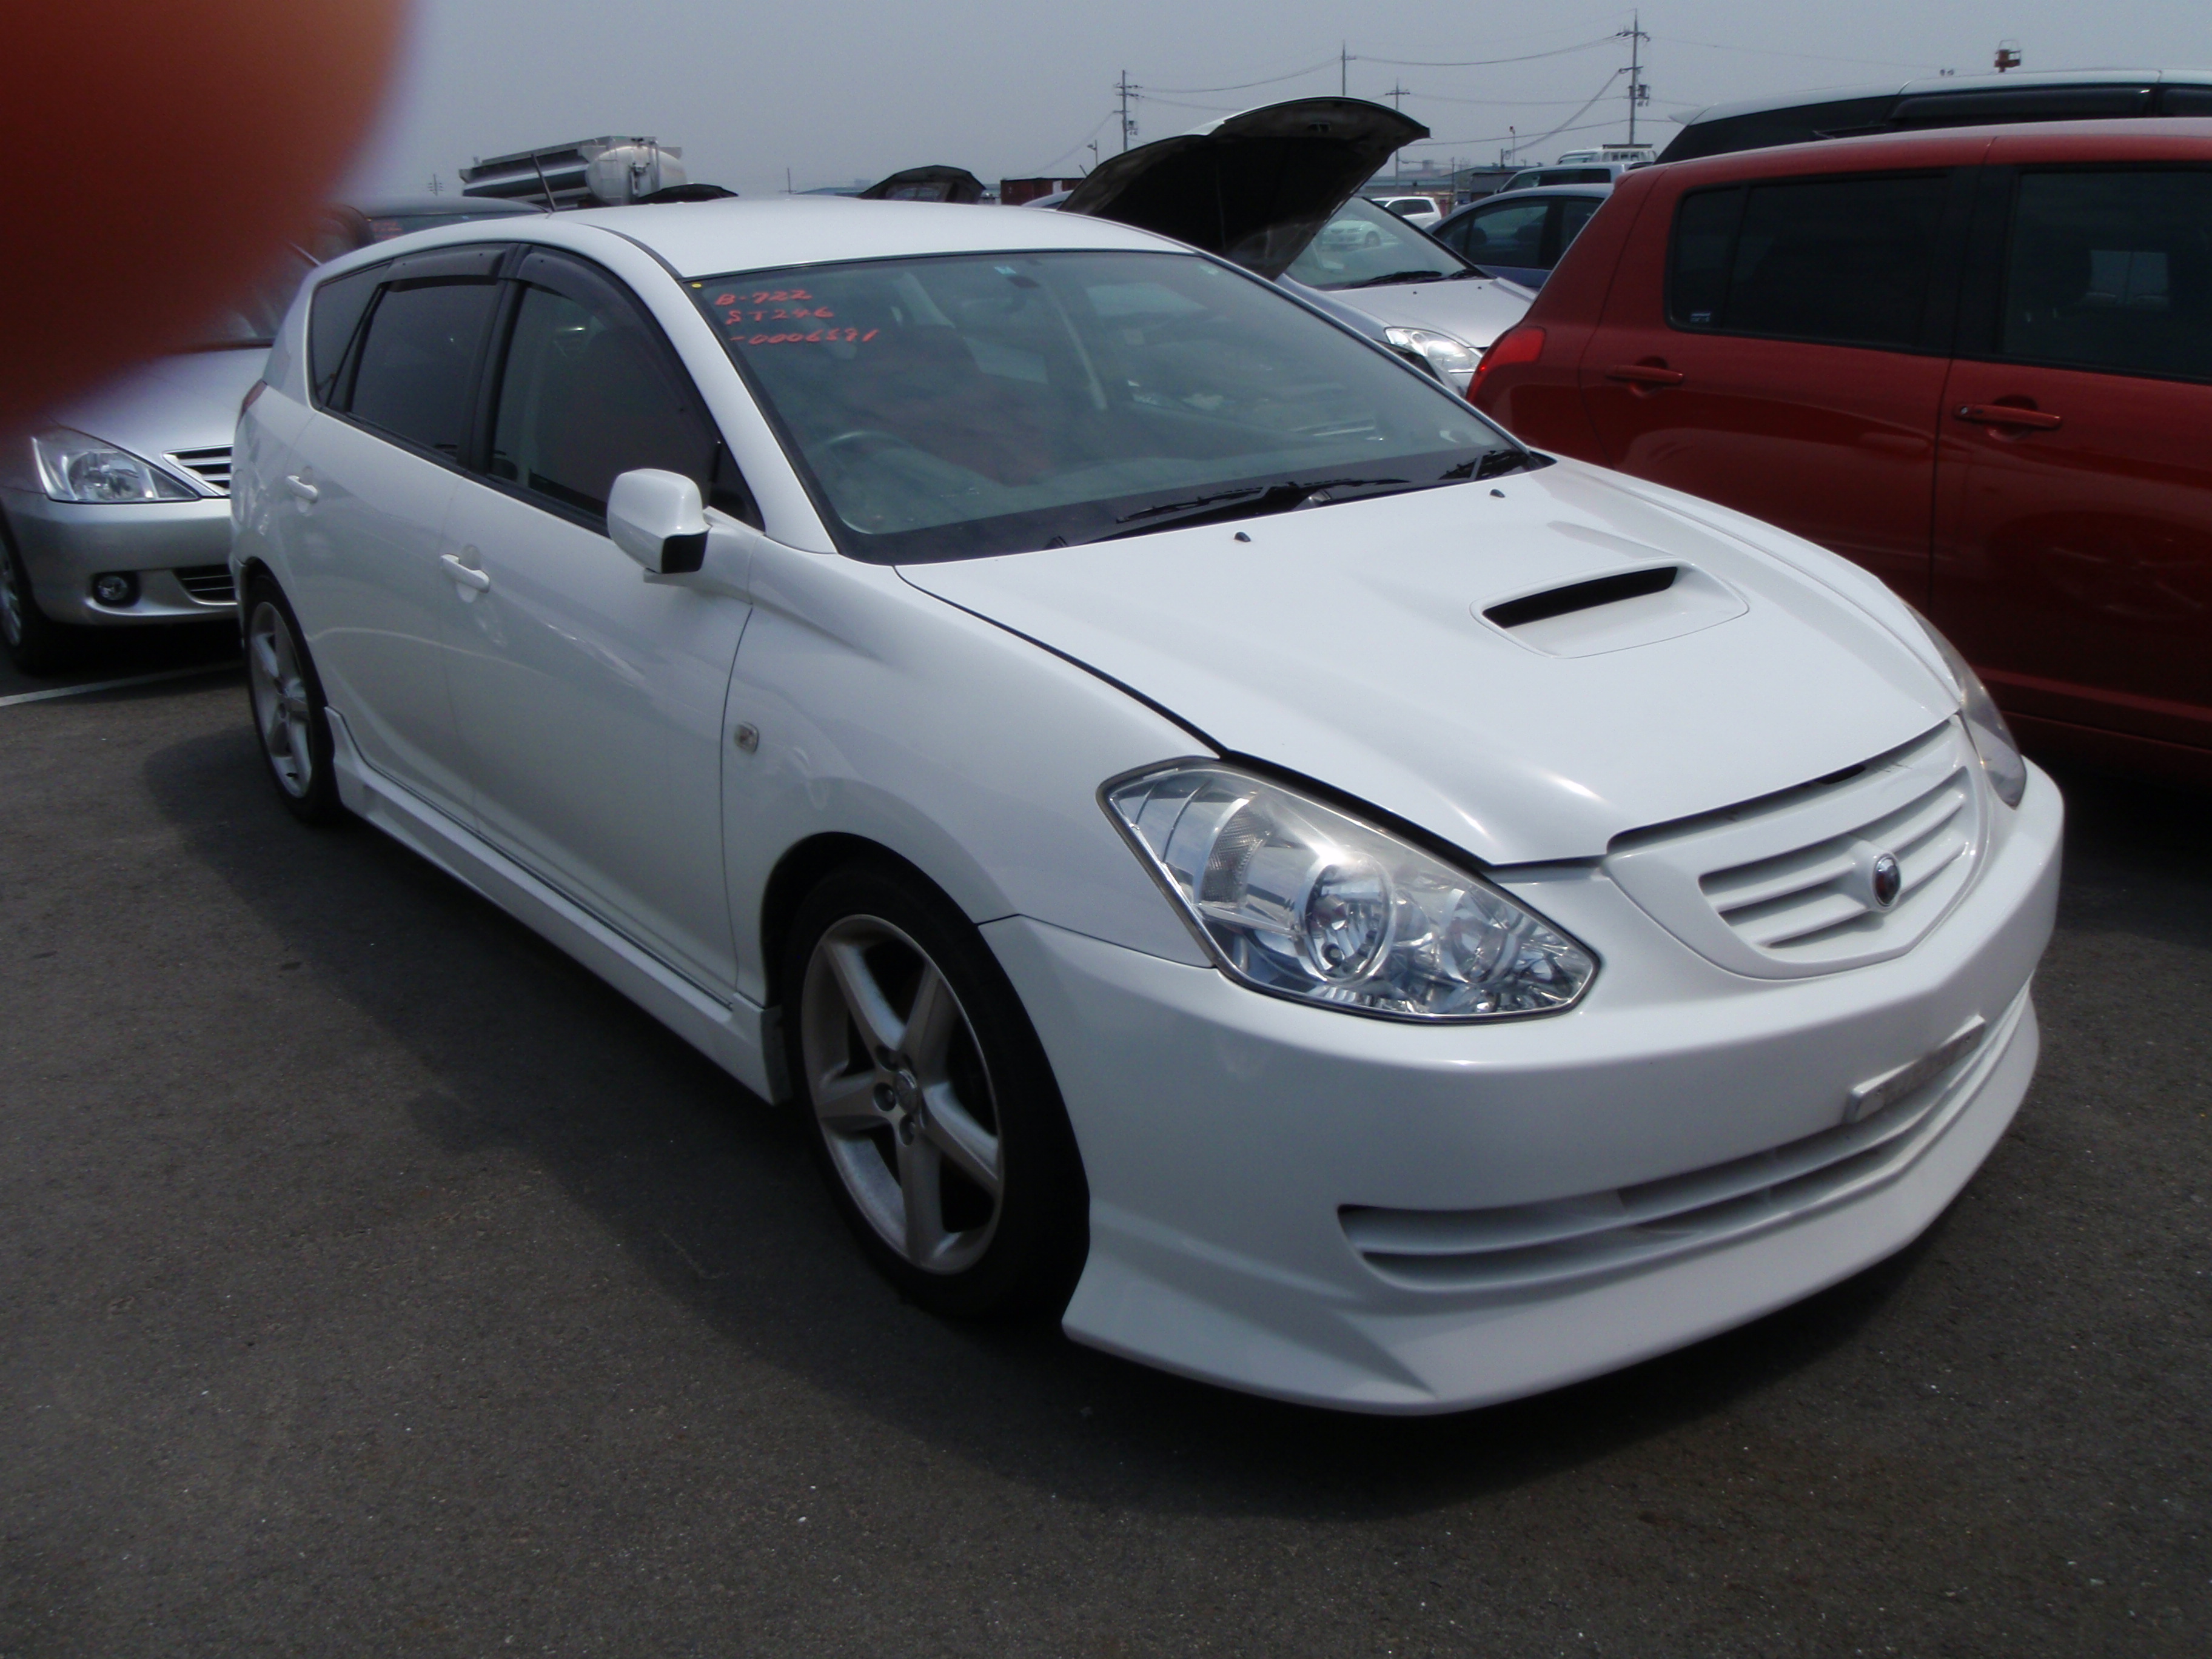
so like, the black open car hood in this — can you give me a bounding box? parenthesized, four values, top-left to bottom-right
(1059, 98, 1429, 279)
(859, 165, 989, 203)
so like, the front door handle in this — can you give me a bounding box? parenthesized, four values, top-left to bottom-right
(283, 474, 319, 502)
(1956, 403, 2063, 431)
(1605, 362, 1687, 388)
(440, 552, 491, 592)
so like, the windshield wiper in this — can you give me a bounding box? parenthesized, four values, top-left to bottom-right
(1439, 449, 1541, 483)
(1341, 266, 1483, 289)
(1102, 477, 1413, 540)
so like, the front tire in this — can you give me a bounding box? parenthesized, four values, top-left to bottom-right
(0, 528, 78, 675)
(785, 863, 1087, 1319)
(244, 575, 343, 825)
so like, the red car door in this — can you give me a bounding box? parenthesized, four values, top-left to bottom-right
(1577, 166, 1973, 601)
(1932, 147, 2212, 773)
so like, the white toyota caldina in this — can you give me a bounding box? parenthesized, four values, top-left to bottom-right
(232, 199, 2061, 1413)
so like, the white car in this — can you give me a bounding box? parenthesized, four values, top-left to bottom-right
(1372, 194, 1443, 230)
(233, 197, 2061, 1413)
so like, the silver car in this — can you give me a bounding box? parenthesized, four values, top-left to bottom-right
(0, 253, 308, 673)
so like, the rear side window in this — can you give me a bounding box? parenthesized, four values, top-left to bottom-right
(1999, 167, 2212, 383)
(1555, 195, 1604, 256)
(347, 281, 501, 458)
(1668, 173, 1951, 349)
(1460, 199, 1548, 266)
(307, 266, 381, 407)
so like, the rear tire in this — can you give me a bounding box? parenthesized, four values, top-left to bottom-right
(0, 527, 78, 676)
(243, 575, 344, 825)
(784, 863, 1088, 1320)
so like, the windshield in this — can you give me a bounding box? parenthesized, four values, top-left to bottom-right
(1284, 198, 1473, 290)
(193, 249, 315, 349)
(693, 249, 1524, 563)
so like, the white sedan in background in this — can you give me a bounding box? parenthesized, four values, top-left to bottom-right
(233, 198, 2060, 1412)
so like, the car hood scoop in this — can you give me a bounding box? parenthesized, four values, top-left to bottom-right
(1060, 98, 1429, 280)
(899, 464, 1956, 864)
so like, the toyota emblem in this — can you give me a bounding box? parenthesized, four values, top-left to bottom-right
(1870, 852, 1902, 908)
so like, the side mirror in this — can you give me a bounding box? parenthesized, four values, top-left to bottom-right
(607, 469, 709, 574)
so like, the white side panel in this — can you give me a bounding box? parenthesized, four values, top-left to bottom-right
(325, 708, 774, 1099)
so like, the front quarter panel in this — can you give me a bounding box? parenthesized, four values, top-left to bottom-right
(722, 538, 1214, 1008)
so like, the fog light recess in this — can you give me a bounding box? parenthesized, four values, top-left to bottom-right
(92, 572, 139, 607)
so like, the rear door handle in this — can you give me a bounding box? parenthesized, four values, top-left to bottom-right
(1956, 404, 2062, 431)
(1605, 363, 1686, 388)
(440, 553, 491, 592)
(283, 474, 319, 501)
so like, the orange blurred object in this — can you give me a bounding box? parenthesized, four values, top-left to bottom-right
(0, 0, 407, 428)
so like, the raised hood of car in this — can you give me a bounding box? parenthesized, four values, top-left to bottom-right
(900, 463, 1959, 865)
(1060, 98, 1429, 280)
(53, 347, 266, 460)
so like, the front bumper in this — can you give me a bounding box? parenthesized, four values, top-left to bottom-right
(1, 484, 236, 626)
(985, 761, 2062, 1413)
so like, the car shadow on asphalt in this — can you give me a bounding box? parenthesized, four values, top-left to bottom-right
(144, 720, 1959, 1523)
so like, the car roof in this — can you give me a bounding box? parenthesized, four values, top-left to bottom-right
(1454, 183, 1614, 208)
(352, 195, 543, 216)
(1674, 67, 2212, 128)
(311, 196, 1187, 283)
(1650, 114, 2212, 181)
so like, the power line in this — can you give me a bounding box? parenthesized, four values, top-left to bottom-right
(1653, 35, 1945, 73)
(1145, 57, 1337, 96)
(1360, 37, 1616, 69)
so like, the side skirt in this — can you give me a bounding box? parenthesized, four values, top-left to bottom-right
(324, 707, 776, 1102)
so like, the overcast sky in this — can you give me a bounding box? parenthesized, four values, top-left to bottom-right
(342, 0, 2212, 200)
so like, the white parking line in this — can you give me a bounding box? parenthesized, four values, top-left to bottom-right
(0, 662, 240, 708)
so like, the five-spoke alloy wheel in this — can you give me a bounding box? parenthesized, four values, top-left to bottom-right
(786, 865, 1087, 1318)
(244, 577, 343, 823)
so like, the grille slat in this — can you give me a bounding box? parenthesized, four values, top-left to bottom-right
(166, 446, 232, 495)
(173, 566, 236, 604)
(1341, 996, 2018, 1295)
(1606, 722, 1987, 979)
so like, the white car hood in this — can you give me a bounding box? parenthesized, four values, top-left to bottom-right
(53, 347, 266, 459)
(900, 460, 1957, 865)
(1322, 275, 1536, 350)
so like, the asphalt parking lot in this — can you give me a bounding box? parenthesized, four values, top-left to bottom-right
(1, 649, 2205, 1657)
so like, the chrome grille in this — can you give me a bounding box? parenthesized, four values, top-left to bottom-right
(173, 566, 236, 604)
(1606, 722, 1985, 979)
(1341, 991, 2023, 1296)
(166, 446, 232, 495)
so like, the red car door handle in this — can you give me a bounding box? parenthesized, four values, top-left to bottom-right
(1606, 363, 1687, 387)
(1956, 404, 2063, 431)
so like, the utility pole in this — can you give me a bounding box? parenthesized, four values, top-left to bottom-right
(1619, 10, 1651, 147)
(1116, 70, 1141, 151)
(1386, 81, 1410, 179)
(426, 172, 443, 196)
(1341, 42, 1350, 96)
(1994, 39, 2022, 72)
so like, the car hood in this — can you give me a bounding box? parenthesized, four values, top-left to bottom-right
(1304, 273, 1536, 350)
(52, 346, 265, 460)
(1060, 98, 1429, 280)
(900, 459, 1958, 865)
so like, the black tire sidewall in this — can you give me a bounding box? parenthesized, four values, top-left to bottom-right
(0, 526, 77, 676)
(243, 574, 344, 826)
(783, 863, 1088, 1321)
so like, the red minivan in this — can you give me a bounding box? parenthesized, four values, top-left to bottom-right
(1473, 118, 2212, 787)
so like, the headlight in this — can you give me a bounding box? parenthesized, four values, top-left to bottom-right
(1104, 763, 1596, 1020)
(1382, 326, 1481, 393)
(31, 429, 196, 503)
(1905, 606, 2026, 809)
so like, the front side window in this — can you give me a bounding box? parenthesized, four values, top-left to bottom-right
(490, 275, 720, 521)
(1668, 172, 1951, 349)
(692, 248, 1521, 562)
(1455, 199, 1549, 268)
(346, 280, 501, 456)
(1998, 167, 2212, 382)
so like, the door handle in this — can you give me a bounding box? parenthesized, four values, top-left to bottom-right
(1956, 404, 2062, 431)
(1605, 363, 1686, 388)
(283, 474, 319, 502)
(440, 552, 491, 592)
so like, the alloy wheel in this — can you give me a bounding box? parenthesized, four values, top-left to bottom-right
(799, 914, 1004, 1274)
(247, 600, 314, 798)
